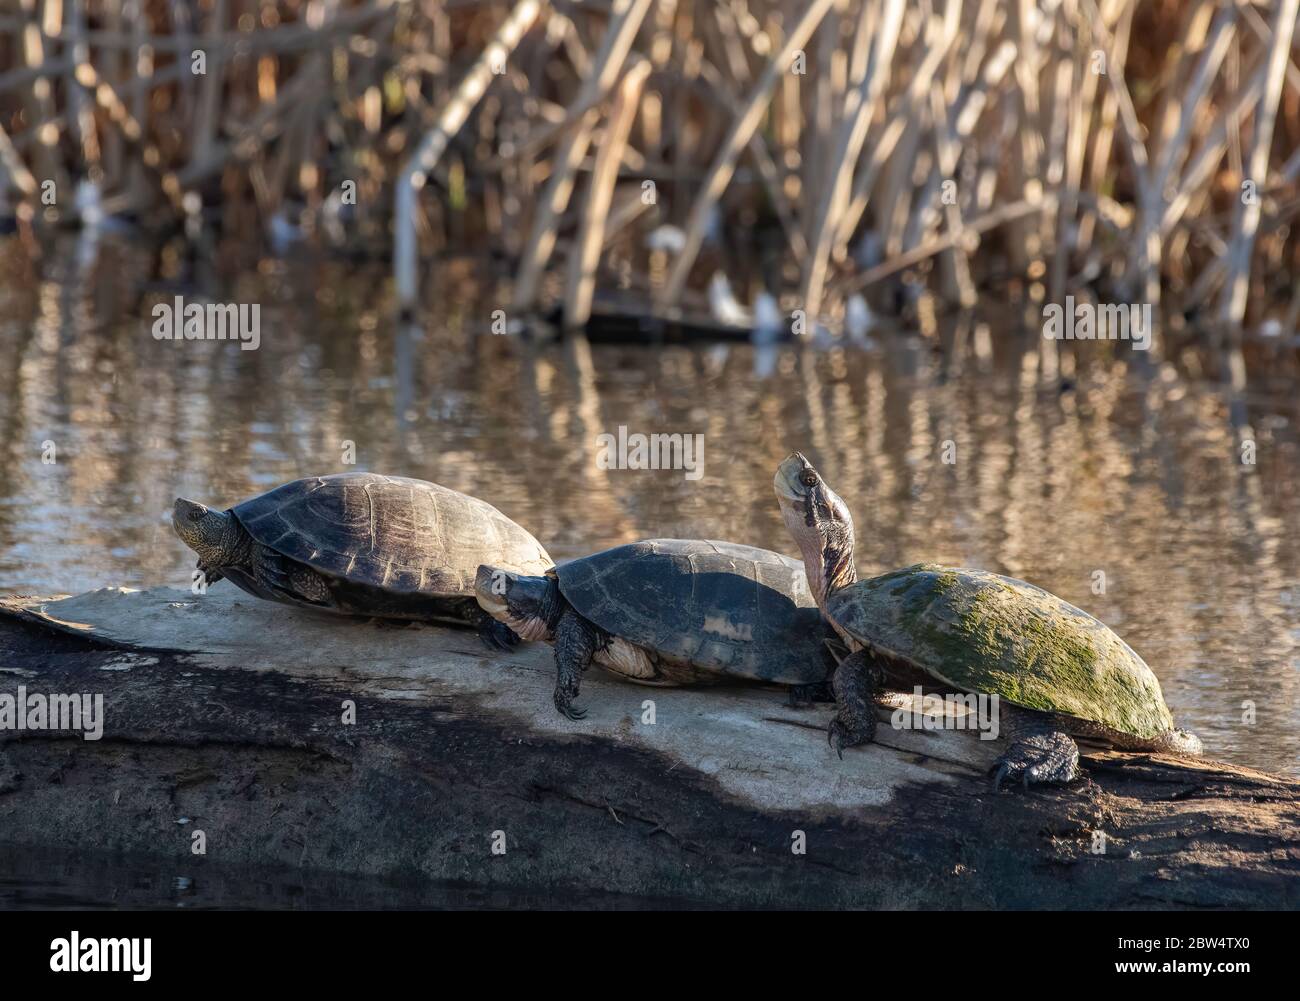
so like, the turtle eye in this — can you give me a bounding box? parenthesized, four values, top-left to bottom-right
(189, 510, 203, 522)
(801, 472, 817, 487)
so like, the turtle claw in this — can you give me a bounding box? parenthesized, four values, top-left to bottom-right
(197, 562, 224, 586)
(789, 680, 834, 707)
(992, 758, 1026, 792)
(828, 721, 846, 760)
(991, 768, 1037, 792)
(991, 731, 1080, 790)
(826, 713, 873, 759)
(554, 691, 587, 721)
(788, 683, 822, 708)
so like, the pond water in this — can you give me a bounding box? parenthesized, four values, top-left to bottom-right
(0, 845, 676, 910)
(0, 234, 1297, 778)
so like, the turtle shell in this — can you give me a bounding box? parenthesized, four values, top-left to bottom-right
(826, 564, 1175, 739)
(231, 473, 552, 596)
(555, 539, 829, 684)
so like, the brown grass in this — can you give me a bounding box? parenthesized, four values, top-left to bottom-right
(2, 0, 1299, 349)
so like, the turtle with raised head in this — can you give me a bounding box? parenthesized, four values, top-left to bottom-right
(773, 452, 1202, 788)
(172, 473, 552, 649)
(474, 539, 835, 719)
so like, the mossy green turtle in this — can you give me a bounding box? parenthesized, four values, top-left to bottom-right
(172, 472, 552, 648)
(773, 452, 1202, 788)
(474, 539, 835, 719)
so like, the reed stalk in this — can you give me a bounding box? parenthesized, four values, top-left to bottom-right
(0, 0, 1295, 349)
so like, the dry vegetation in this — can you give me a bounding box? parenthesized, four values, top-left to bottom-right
(2, 0, 1300, 348)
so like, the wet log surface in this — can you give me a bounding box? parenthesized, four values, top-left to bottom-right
(0, 587, 1297, 909)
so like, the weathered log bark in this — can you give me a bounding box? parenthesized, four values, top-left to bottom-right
(1, 587, 1297, 908)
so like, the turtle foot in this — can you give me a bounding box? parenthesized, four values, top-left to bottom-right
(553, 689, 588, 721)
(828, 712, 875, 759)
(788, 681, 834, 708)
(992, 732, 1080, 790)
(478, 618, 521, 651)
(196, 562, 224, 586)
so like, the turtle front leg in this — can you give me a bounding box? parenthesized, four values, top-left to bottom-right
(828, 649, 884, 758)
(552, 610, 597, 721)
(992, 707, 1080, 790)
(788, 680, 834, 708)
(253, 546, 334, 606)
(196, 561, 224, 586)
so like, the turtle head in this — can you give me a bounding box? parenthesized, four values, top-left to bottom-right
(773, 452, 857, 605)
(474, 566, 558, 642)
(172, 498, 234, 565)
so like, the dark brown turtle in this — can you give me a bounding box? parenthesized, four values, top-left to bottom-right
(171, 472, 552, 648)
(474, 538, 835, 720)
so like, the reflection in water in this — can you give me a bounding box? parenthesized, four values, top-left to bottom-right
(0, 236, 1297, 777)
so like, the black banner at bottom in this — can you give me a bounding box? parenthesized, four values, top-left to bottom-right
(0, 908, 1285, 987)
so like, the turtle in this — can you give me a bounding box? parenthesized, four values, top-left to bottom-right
(773, 452, 1202, 788)
(171, 472, 553, 649)
(474, 539, 836, 719)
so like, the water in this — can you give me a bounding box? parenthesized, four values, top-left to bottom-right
(0, 846, 677, 910)
(0, 235, 1297, 778)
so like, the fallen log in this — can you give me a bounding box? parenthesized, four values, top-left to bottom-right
(0, 587, 1296, 908)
